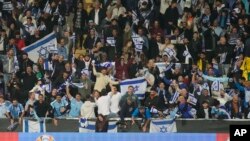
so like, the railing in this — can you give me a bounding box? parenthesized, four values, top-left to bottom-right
(0, 118, 249, 132)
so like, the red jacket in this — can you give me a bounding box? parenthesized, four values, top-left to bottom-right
(16, 39, 26, 50)
(115, 61, 129, 80)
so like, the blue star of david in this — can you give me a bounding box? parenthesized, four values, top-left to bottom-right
(160, 126, 168, 133)
(134, 85, 139, 92)
(37, 46, 49, 58)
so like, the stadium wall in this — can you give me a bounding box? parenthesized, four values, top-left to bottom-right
(0, 118, 249, 132)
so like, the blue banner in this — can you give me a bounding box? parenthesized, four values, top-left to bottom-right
(19, 133, 216, 141)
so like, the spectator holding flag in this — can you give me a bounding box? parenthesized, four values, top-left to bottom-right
(72, 69, 93, 100)
(92, 61, 119, 92)
(177, 96, 194, 118)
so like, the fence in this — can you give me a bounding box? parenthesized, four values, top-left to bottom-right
(0, 118, 249, 132)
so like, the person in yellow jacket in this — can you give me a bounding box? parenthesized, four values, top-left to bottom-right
(240, 57, 250, 81)
(92, 62, 119, 92)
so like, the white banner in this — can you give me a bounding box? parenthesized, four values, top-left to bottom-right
(23, 119, 46, 133)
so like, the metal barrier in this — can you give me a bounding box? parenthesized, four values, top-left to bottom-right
(0, 118, 249, 132)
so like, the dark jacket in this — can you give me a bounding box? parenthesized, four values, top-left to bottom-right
(197, 107, 212, 118)
(145, 95, 159, 109)
(88, 8, 105, 25)
(73, 9, 88, 29)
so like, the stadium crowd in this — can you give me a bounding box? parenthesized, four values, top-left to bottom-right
(1, 0, 250, 132)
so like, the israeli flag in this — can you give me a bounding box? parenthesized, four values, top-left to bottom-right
(106, 37, 116, 47)
(22, 32, 57, 62)
(169, 91, 179, 104)
(155, 62, 166, 78)
(99, 62, 115, 68)
(23, 119, 46, 133)
(211, 80, 223, 91)
(44, 59, 53, 71)
(71, 82, 84, 88)
(188, 93, 197, 106)
(163, 48, 176, 58)
(43, 0, 52, 14)
(149, 119, 177, 133)
(132, 34, 144, 52)
(79, 118, 117, 133)
(120, 77, 147, 100)
(3, 1, 13, 11)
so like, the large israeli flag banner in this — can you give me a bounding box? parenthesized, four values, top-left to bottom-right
(79, 118, 117, 133)
(150, 119, 177, 133)
(120, 77, 147, 100)
(23, 119, 46, 133)
(22, 32, 57, 62)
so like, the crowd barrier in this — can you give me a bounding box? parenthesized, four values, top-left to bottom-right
(1, 132, 229, 141)
(0, 118, 249, 133)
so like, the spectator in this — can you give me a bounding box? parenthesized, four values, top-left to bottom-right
(217, 89, 232, 106)
(225, 95, 242, 119)
(96, 89, 111, 116)
(50, 93, 69, 118)
(24, 92, 36, 117)
(144, 88, 159, 110)
(0, 48, 15, 95)
(19, 52, 34, 74)
(6, 99, 25, 125)
(211, 99, 231, 119)
(197, 101, 212, 119)
(7, 74, 21, 101)
(108, 85, 123, 117)
(119, 86, 139, 122)
(20, 66, 37, 104)
(57, 38, 68, 60)
(73, 70, 93, 100)
(110, 0, 126, 20)
(88, 1, 105, 26)
(0, 95, 10, 118)
(131, 106, 151, 132)
(115, 55, 129, 80)
(66, 85, 83, 118)
(157, 82, 170, 111)
(29, 79, 45, 100)
(80, 94, 96, 119)
(198, 89, 215, 107)
(84, 28, 101, 50)
(92, 62, 119, 92)
(177, 96, 194, 118)
(33, 94, 51, 118)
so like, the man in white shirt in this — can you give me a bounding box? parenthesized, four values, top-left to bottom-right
(96, 89, 111, 117)
(108, 85, 124, 117)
